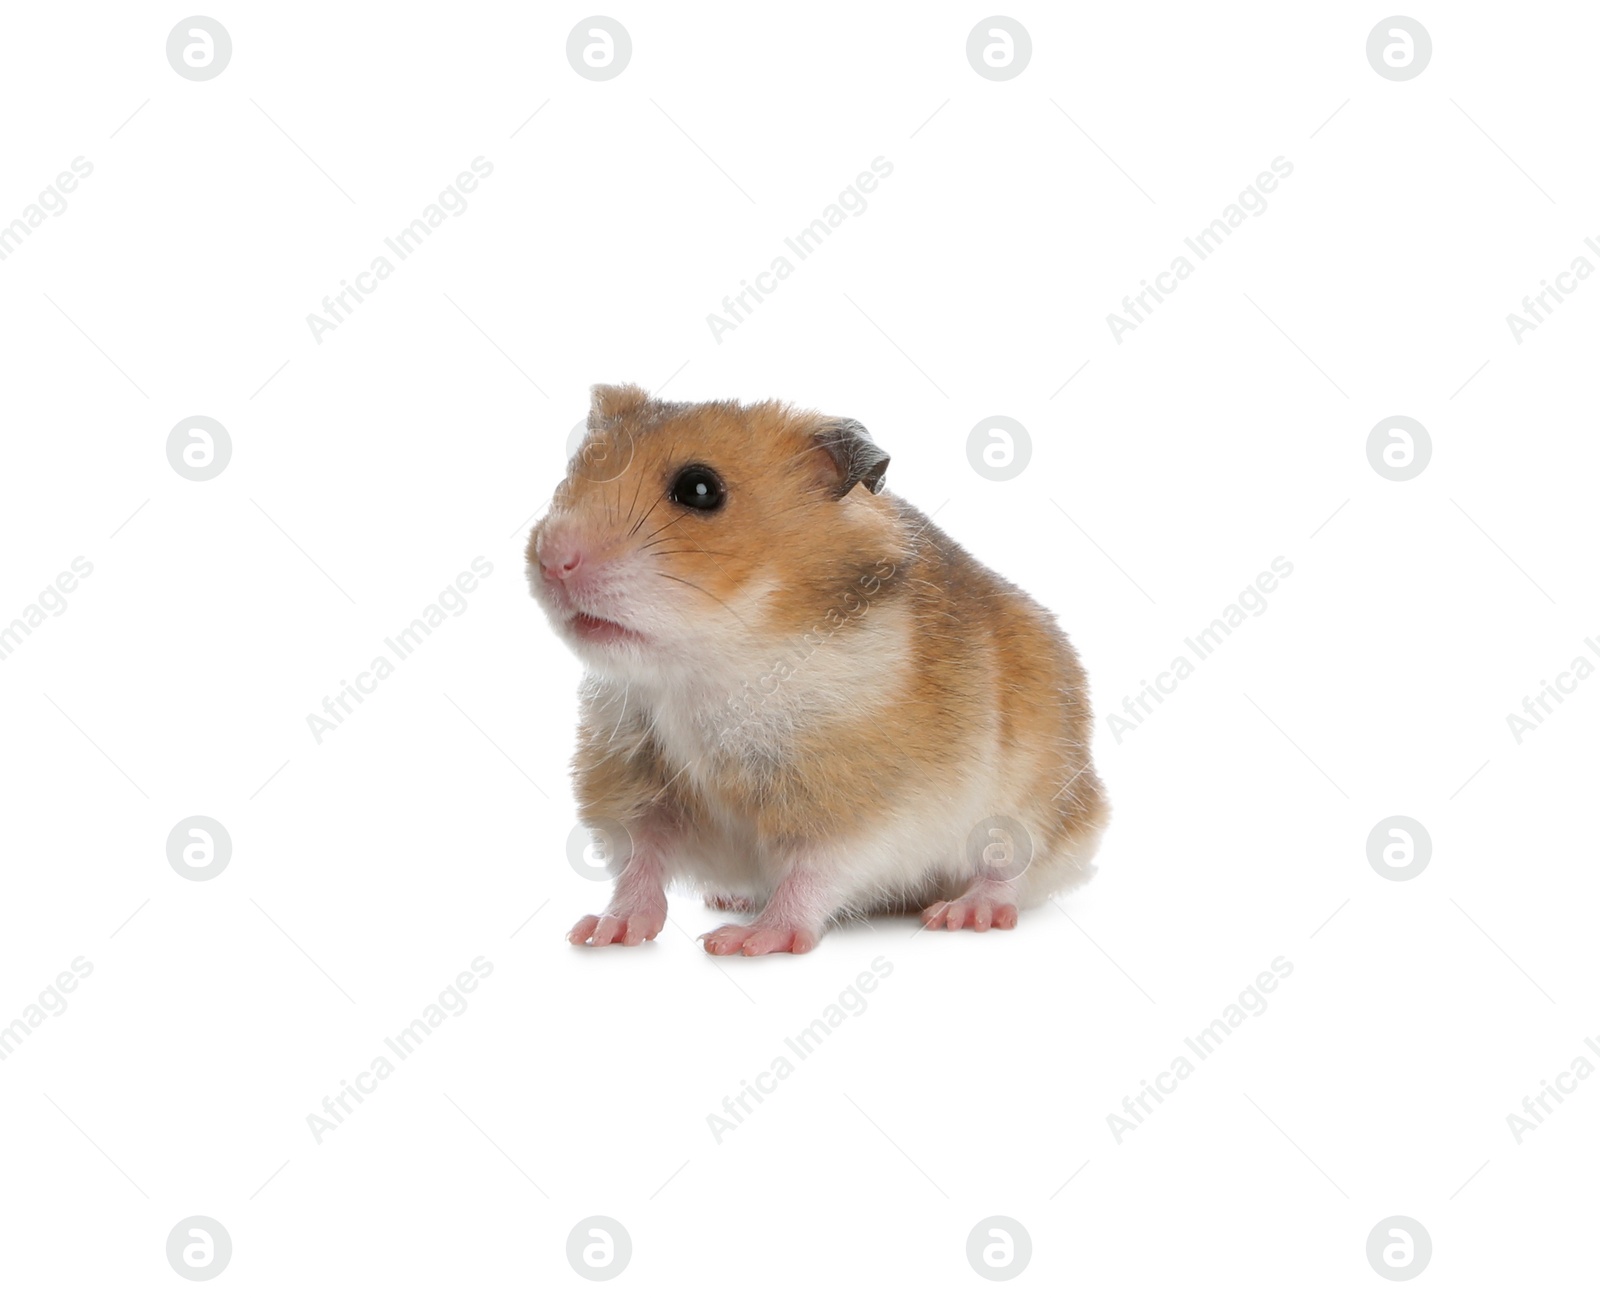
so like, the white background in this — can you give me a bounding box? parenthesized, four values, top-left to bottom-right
(1, 1, 1595, 1292)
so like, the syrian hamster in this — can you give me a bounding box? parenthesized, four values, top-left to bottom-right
(527, 385, 1108, 955)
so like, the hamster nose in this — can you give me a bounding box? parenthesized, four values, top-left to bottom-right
(538, 540, 584, 584)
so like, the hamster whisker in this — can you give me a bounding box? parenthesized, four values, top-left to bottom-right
(655, 752, 706, 797)
(636, 513, 690, 545)
(626, 466, 646, 527)
(628, 493, 668, 539)
(637, 533, 733, 555)
(641, 524, 746, 587)
(604, 682, 631, 746)
(654, 572, 751, 630)
(752, 500, 820, 522)
(738, 442, 833, 483)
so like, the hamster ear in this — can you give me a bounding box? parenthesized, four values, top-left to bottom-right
(589, 383, 650, 426)
(813, 418, 890, 498)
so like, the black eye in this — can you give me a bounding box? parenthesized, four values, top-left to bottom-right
(669, 464, 725, 511)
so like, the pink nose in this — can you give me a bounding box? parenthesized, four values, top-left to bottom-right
(539, 541, 584, 584)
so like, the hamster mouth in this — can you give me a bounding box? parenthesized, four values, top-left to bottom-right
(568, 611, 641, 646)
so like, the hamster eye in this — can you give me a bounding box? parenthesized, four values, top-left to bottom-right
(669, 464, 725, 512)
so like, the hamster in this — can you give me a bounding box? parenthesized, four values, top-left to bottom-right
(527, 384, 1109, 955)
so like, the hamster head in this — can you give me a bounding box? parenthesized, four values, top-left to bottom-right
(527, 384, 896, 682)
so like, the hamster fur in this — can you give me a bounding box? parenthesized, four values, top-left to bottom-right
(528, 384, 1109, 955)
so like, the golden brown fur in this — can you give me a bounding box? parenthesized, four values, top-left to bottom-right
(528, 385, 1108, 953)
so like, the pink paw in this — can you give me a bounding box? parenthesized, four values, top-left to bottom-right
(921, 898, 1019, 933)
(700, 924, 820, 956)
(568, 908, 665, 948)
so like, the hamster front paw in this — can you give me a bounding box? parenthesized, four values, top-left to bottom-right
(699, 924, 821, 957)
(700, 860, 836, 954)
(568, 905, 666, 948)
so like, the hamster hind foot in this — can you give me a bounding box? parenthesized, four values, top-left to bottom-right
(921, 874, 1020, 933)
